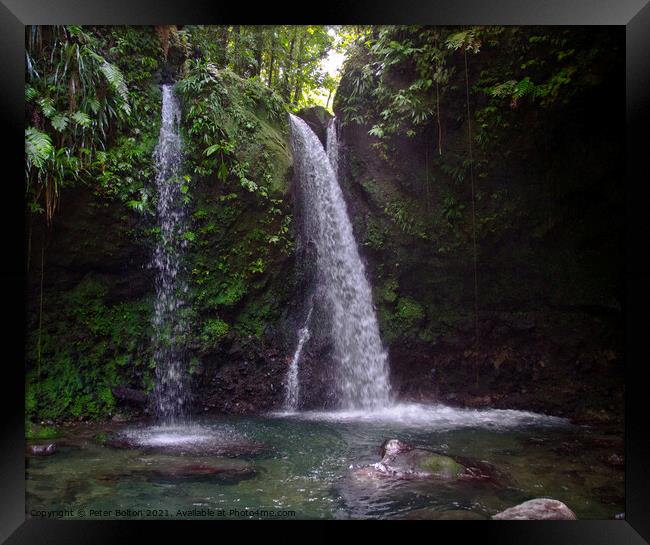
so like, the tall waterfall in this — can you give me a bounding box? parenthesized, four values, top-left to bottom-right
(151, 84, 190, 422)
(289, 114, 391, 409)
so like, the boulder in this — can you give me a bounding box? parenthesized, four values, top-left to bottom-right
(112, 386, 148, 406)
(492, 498, 577, 520)
(27, 443, 57, 456)
(352, 439, 466, 481)
(296, 106, 332, 147)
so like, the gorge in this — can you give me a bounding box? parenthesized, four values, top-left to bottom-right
(24, 25, 624, 520)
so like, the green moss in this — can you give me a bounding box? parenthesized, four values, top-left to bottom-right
(201, 318, 230, 348)
(396, 297, 425, 327)
(364, 217, 387, 250)
(379, 278, 399, 303)
(418, 454, 464, 479)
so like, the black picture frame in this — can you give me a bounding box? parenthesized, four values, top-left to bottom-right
(2, 1, 648, 542)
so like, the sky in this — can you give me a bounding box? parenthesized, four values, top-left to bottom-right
(322, 28, 346, 78)
(308, 27, 346, 110)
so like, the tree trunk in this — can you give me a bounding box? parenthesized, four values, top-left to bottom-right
(282, 31, 296, 102)
(268, 46, 275, 87)
(218, 26, 230, 67)
(292, 35, 304, 104)
(232, 25, 242, 74)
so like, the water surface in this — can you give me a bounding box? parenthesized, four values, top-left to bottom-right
(26, 407, 623, 520)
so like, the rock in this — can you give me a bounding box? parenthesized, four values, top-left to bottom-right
(604, 453, 624, 468)
(27, 443, 57, 456)
(112, 386, 148, 406)
(492, 499, 577, 520)
(146, 460, 256, 481)
(296, 106, 332, 147)
(353, 439, 466, 481)
(379, 438, 410, 457)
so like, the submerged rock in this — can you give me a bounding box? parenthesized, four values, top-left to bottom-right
(145, 460, 256, 481)
(94, 455, 256, 485)
(112, 386, 148, 406)
(492, 498, 577, 520)
(27, 443, 57, 456)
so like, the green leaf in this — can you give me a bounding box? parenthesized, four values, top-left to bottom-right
(25, 86, 38, 102)
(25, 127, 53, 170)
(71, 111, 92, 127)
(204, 144, 221, 156)
(217, 161, 228, 181)
(51, 113, 69, 132)
(38, 97, 56, 118)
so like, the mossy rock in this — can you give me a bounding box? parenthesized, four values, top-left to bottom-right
(296, 105, 332, 147)
(416, 453, 465, 479)
(361, 439, 469, 481)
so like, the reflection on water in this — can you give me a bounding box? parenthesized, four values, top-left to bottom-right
(26, 410, 623, 520)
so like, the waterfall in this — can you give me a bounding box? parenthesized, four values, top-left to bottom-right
(285, 306, 313, 411)
(151, 84, 190, 422)
(289, 114, 392, 409)
(326, 118, 339, 180)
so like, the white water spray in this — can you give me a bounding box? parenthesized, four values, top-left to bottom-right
(285, 307, 313, 411)
(151, 84, 190, 422)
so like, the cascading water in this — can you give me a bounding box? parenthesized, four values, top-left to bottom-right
(289, 114, 391, 409)
(326, 118, 339, 179)
(285, 306, 313, 411)
(151, 84, 190, 422)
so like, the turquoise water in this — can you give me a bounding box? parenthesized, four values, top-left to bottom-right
(26, 407, 624, 520)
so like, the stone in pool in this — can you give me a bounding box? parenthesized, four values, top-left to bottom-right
(492, 498, 577, 520)
(94, 455, 256, 484)
(143, 459, 256, 481)
(351, 439, 487, 482)
(27, 443, 57, 456)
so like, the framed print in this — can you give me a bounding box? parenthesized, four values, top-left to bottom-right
(1, 0, 648, 542)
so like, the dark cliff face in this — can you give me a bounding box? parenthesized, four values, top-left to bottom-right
(324, 49, 624, 423)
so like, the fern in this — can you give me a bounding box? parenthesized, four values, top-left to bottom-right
(51, 113, 69, 132)
(71, 111, 92, 127)
(25, 127, 53, 170)
(99, 60, 131, 114)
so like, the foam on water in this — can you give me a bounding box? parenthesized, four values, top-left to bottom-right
(123, 425, 235, 448)
(272, 403, 569, 430)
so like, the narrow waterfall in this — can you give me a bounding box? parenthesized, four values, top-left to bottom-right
(151, 84, 190, 422)
(326, 118, 339, 179)
(285, 306, 313, 411)
(289, 114, 392, 409)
